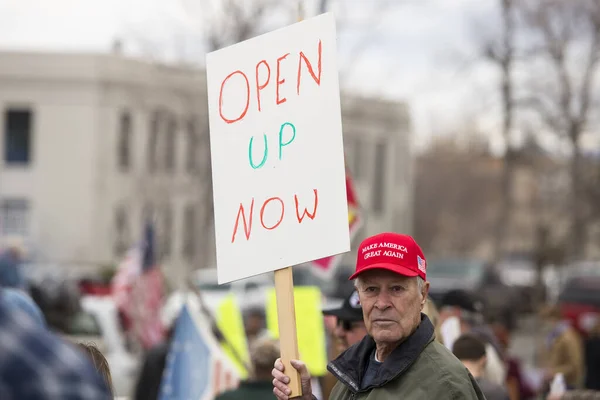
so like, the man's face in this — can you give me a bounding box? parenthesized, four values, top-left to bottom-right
(357, 270, 429, 345)
(333, 318, 368, 353)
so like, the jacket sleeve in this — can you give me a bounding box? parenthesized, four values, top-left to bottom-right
(429, 371, 486, 400)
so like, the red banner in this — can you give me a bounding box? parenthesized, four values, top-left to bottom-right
(310, 168, 361, 275)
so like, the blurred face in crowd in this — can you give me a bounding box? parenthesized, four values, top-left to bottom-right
(333, 318, 368, 353)
(244, 312, 265, 338)
(356, 270, 428, 345)
(439, 307, 473, 334)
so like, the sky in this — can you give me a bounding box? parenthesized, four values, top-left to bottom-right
(2, 0, 588, 154)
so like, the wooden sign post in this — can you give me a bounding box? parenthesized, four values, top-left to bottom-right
(274, 267, 302, 396)
(206, 12, 349, 399)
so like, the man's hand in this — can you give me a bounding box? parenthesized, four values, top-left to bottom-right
(272, 358, 313, 400)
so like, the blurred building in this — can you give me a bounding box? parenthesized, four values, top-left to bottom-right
(0, 51, 414, 283)
(0, 51, 212, 284)
(342, 96, 413, 262)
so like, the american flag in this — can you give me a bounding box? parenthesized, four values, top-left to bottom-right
(112, 222, 165, 349)
(417, 255, 426, 275)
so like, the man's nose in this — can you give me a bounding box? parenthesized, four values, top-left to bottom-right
(334, 324, 346, 337)
(374, 291, 392, 310)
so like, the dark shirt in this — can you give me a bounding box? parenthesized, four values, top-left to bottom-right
(360, 349, 383, 389)
(585, 336, 600, 390)
(215, 380, 276, 400)
(475, 376, 510, 400)
(134, 341, 170, 400)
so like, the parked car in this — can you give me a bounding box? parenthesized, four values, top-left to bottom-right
(557, 275, 600, 338)
(427, 258, 519, 328)
(498, 257, 538, 313)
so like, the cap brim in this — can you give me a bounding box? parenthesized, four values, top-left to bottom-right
(322, 307, 363, 322)
(348, 263, 419, 280)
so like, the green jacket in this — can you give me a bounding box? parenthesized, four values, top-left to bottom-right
(327, 315, 486, 400)
(215, 380, 276, 400)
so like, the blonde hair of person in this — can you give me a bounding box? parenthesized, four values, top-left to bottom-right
(78, 342, 114, 396)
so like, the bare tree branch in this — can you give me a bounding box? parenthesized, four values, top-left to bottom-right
(517, 0, 600, 257)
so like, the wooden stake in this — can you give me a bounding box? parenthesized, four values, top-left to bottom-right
(274, 267, 302, 397)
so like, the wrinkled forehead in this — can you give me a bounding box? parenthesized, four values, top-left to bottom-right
(357, 269, 415, 285)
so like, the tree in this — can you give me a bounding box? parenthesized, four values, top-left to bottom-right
(519, 0, 600, 258)
(480, 0, 517, 260)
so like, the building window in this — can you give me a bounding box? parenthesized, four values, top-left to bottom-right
(160, 205, 173, 258)
(186, 118, 198, 173)
(117, 110, 132, 171)
(1, 198, 29, 236)
(113, 205, 130, 256)
(4, 109, 32, 165)
(182, 205, 196, 260)
(147, 110, 160, 172)
(164, 114, 177, 172)
(372, 141, 386, 213)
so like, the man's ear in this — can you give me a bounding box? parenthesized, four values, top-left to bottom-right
(421, 281, 430, 305)
(480, 355, 488, 369)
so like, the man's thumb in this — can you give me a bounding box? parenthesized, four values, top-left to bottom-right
(290, 360, 309, 378)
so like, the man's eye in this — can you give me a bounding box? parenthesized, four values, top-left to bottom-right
(391, 286, 405, 292)
(365, 287, 377, 292)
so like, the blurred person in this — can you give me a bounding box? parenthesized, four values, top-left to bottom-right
(539, 305, 585, 390)
(272, 233, 486, 400)
(440, 289, 507, 386)
(0, 288, 111, 399)
(584, 318, 600, 390)
(78, 342, 114, 396)
(134, 302, 178, 400)
(1, 287, 46, 327)
(423, 295, 443, 343)
(453, 333, 510, 400)
(320, 290, 368, 399)
(0, 242, 26, 290)
(244, 306, 268, 347)
(322, 289, 368, 354)
(216, 336, 280, 400)
(491, 317, 536, 400)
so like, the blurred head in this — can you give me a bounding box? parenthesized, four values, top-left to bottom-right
(78, 342, 113, 396)
(439, 289, 484, 333)
(323, 290, 368, 353)
(539, 304, 563, 324)
(244, 307, 266, 339)
(422, 296, 440, 328)
(1, 236, 27, 260)
(249, 336, 280, 380)
(1, 288, 46, 328)
(452, 334, 487, 378)
(351, 233, 429, 347)
(489, 314, 512, 351)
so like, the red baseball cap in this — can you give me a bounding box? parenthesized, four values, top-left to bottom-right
(349, 232, 427, 280)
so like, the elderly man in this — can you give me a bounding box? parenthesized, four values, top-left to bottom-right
(273, 233, 485, 400)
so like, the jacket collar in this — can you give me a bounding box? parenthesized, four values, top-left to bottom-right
(327, 313, 435, 393)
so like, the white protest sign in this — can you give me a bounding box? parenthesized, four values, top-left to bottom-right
(206, 13, 349, 284)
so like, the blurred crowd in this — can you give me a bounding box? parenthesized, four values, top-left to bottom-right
(1, 231, 600, 400)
